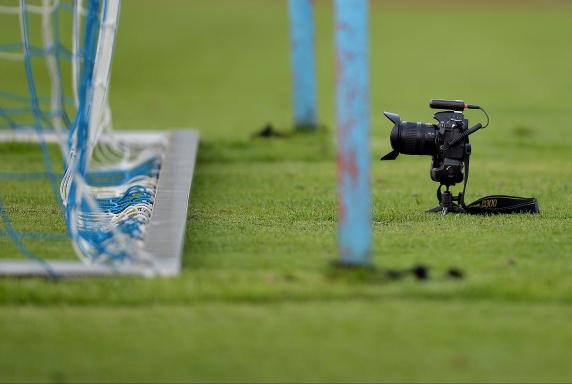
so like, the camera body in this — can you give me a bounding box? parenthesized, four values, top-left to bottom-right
(429, 111, 470, 187)
(382, 108, 471, 187)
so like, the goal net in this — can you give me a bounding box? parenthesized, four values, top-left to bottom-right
(0, 0, 197, 277)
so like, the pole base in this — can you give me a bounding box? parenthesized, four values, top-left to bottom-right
(331, 259, 375, 270)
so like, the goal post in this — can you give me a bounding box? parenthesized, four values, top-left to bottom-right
(288, 0, 373, 266)
(288, 0, 317, 130)
(335, 0, 372, 266)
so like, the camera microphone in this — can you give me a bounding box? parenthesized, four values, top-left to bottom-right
(429, 99, 480, 111)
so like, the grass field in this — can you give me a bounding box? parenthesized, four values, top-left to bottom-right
(1, 0, 572, 382)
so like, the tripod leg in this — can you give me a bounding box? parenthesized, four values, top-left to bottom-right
(427, 185, 464, 214)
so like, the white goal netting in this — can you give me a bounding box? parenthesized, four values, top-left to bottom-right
(0, 0, 165, 274)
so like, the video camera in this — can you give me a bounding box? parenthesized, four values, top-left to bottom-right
(380, 99, 540, 215)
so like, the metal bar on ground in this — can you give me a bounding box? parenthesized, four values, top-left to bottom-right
(288, 0, 317, 129)
(335, 0, 372, 266)
(142, 129, 199, 276)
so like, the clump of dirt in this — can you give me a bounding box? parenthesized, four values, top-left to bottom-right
(512, 125, 535, 138)
(446, 267, 465, 279)
(328, 262, 466, 283)
(252, 123, 288, 138)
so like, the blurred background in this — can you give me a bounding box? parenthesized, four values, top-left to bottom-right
(113, 0, 572, 145)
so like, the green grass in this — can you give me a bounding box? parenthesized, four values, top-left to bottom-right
(3, 301, 572, 382)
(1, 0, 572, 382)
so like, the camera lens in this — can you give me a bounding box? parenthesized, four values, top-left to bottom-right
(390, 121, 437, 156)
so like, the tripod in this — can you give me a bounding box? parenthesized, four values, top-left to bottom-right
(427, 184, 465, 215)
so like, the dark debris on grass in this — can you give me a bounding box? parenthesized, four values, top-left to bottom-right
(327, 261, 466, 284)
(252, 123, 330, 139)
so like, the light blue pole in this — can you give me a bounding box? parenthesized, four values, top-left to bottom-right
(288, 0, 317, 129)
(335, 0, 371, 265)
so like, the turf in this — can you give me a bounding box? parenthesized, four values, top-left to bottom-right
(1, 0, 572, 382)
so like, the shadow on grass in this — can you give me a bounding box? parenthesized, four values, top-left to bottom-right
(326, 261, 465, 285)
(197, 123, 333, 164)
